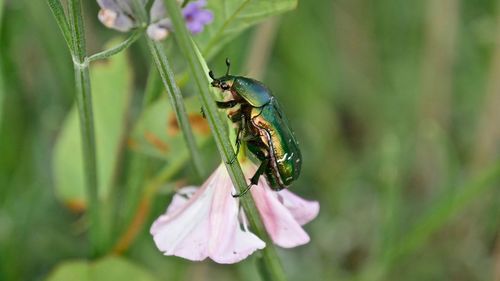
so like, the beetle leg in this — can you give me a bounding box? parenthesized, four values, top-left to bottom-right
(227, 109, 242, 123)
(200, 107, 206, 119)
(227, 113, 245, 164)
(216, 100, 238, 109)
(231, 138, 269, 197)
(232, 158, 269, 198)
(227, 125, 243, 164)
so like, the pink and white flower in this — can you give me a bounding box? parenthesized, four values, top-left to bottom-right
(150, 162, 319, 263)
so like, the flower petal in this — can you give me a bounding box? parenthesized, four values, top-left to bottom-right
(149, 0, 167, 23)
(150, 165, 265, 263)
(98, 9, 135, 32)
(150, 186, 197, 234)
(196, 10, 214, 25)
(186, 21, 204, 34)
(97, 0, 143, 32)
(208, 166, 265, 263)
(277, 190, 319, 226)
(147, 22, 170, 41)
(150, 184, 213, 261)
(251, 181, 311, 248)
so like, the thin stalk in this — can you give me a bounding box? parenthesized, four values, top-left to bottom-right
(87, 30, 143, 63)
(162, 0, 287, 280)
(0, 56, 3, 132)
(131, 0, 205, 178)
(147, 39, 205, 177)
(0, 0, 4, 131)
(67, 0, 102, 256)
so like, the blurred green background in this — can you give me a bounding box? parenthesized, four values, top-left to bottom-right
(1, 0, 500, 280)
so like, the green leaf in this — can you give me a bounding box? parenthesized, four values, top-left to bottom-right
(197, 0, 297, 58)
(53, 38, 133, 209)
(130, 96, 210, 160)
(46, 256, 157, 281)
(46, 0, 74, 54)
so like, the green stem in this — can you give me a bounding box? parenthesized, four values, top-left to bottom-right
(131, 0, 205, 178)
(87, 30, 143, 63)
(0, 0, 4, 131)
(67, 0, 102, 257)
(146, 39, 206, 177)
(162, 0, 287, 280)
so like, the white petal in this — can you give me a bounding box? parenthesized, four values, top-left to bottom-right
(150, 181, 217, 261)
(147, 23, 169, 41)
(150, 164, 265, 263)
(251, 181, 311, 248)
(208, 165, 265, 263)
(277, 190, 319, 226)
(150, 186, 198, 234)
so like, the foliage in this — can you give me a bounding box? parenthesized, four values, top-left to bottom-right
(0, 0, 499, 280)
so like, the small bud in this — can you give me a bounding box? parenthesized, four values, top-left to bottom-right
(147, 24, 170, 41)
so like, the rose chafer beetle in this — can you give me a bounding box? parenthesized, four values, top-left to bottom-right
(209, 59, 301, 197)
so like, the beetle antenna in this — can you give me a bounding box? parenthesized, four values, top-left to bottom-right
(208, 70, 216, 80)
(225, 58, 231, 76)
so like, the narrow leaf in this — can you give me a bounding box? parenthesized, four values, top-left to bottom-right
(198, 0, 297, 57)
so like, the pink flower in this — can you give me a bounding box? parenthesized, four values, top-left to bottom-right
(246, 163, 320, 248)
(150, 162, 319, 263)
(150, 164, 265, 263)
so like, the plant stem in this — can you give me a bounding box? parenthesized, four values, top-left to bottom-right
(0, 0, 4, 131)
(162, 0, 287, 280)
(87, 30, 143, 63)
(67, 0, 102, 256)
(147, 39, 206, 177)
(131, 0, 205, 178)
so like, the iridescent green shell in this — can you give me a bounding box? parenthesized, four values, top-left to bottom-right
(250, 99, 301, 189)
(231, 77, 272, 107)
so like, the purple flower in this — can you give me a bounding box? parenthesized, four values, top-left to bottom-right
(147, 0, 214, 40)
(96, 0, 214, 41)
(182, 0, 214, 34)
(97, 0, 144, 32)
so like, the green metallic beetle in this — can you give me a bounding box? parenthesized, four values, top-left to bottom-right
(209, 59, 301, 197)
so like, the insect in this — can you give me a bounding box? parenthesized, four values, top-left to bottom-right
(209, 59, 301, 197)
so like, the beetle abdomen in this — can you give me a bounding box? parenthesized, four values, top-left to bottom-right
(251, 100, 301, 188)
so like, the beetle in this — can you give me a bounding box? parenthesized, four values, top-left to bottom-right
(209, 59, 301, 197)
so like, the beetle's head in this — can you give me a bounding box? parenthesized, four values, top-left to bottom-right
(209, 58, 235, 92)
